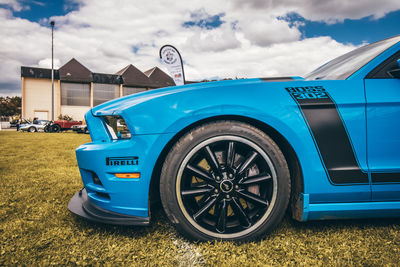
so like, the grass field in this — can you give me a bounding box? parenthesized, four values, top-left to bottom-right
(0, 131, 399, 266)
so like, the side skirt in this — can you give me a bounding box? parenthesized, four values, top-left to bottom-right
(294, 193, 400, 221)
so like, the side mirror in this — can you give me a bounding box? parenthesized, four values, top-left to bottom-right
(387, 59, 400, 78)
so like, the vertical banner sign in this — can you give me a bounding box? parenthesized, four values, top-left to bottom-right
(159, 45, 185, 86)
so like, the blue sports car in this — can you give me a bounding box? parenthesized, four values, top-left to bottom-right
(69, 35, 400, 241)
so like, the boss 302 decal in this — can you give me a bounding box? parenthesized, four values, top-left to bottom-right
(286, 86, 369, 185)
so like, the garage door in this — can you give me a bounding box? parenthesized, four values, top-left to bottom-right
(34, 111, 48, 120)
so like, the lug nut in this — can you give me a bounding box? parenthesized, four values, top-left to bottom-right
(216, 176, 221, 181)
(229, 174, 233, 178)
(235, 185, 239, 190)
(226, 194, 230, 199)
(214, 189, 218, 194)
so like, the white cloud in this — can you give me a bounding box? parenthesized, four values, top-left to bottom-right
(231, 0, 400, 23)
(0, 0, 23, 12)
(184, 23, 240, 52)
(238, 15, 301, 46)
(0, 0, 399, 96)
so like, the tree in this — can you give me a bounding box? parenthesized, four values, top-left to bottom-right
(0, 96, 22, 118)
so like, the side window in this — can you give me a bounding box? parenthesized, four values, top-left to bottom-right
(366, 51, 400, 79)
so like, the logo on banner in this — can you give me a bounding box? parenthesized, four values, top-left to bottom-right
(165, 51, 177, 64)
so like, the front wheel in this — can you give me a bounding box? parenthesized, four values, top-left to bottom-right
(28, 126, 37, 132)
(160, 121, 290, 242)
(51, 124, 61, 133)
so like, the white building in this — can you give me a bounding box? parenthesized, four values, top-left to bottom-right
(21, 58, 175, 121)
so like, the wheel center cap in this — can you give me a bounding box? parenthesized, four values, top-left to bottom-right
(220, 180, 233, 193)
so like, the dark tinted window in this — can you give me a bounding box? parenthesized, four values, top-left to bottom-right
(366, 51, 400, 79)
(93, 83, 119, 106)
(61, 82, 90, 106)
(123, 86, 147, 96)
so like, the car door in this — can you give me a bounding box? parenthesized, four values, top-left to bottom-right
(365, 51, 400, 201)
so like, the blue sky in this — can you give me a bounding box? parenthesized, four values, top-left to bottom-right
(0, 0, 399, 96)
(283, 10, 400, 45)
(1, 0, 79, 22)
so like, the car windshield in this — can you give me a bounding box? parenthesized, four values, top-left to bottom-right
(305, 36, 400, 80)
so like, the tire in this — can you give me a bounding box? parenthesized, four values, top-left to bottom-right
(51, 124, 61, 133)
(160, 121, 290, 242)
(28, 126, 37, 132)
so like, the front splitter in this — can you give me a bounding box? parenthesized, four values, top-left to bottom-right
(68, 188, 150, 226)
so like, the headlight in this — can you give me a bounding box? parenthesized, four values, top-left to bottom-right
(103, 115, 131, 140)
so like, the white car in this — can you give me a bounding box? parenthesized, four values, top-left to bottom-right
(20, 120, 50, 132)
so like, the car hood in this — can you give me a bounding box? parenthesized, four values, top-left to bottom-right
(91, 77, 302, 116)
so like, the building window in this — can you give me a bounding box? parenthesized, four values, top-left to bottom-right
(93, 83, 120, 106)
(61, 82, 90, 106)
(123, 86, 147, 96)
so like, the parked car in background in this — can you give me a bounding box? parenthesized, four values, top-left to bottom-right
(10, 117, 30, 128)
(71, 124, 89, 134)
(50, 120, 82, 132)
(20, 120, 50, 132)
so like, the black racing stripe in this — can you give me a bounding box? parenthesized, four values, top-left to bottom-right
(371, 173, 400, 183)
(287, 88, 369, 184)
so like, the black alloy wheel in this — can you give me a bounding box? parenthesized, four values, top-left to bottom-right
(51, 124, 61, 133)
(160, 121, 290, 241)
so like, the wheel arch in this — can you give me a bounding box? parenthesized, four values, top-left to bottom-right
(149, 115, 304, 219)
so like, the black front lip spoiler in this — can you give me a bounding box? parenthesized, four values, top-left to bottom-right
(68, 188, 150, 226)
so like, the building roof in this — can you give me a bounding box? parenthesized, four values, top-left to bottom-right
(21, 66, 59, 79)
(59, 58, 92, 83)
(143, 67, 156, 77)
(21, 58, 175, 88)
(145, 67, 175, 87)
(116, 64, 152, 87)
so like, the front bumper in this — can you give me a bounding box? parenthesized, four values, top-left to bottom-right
(68, 188, 150, 226)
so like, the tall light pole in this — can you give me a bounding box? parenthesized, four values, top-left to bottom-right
(50, 20, 55, 121)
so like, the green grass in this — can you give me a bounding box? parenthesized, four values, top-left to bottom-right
(0, 131, 399, 266)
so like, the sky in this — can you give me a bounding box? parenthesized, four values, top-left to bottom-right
(0, 0, 400, 96)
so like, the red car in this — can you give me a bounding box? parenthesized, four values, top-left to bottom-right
(50, 120, 82, 132)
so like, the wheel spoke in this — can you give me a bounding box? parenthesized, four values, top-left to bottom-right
(186, 164, 215, 184)
(182, 186, 213, 197)
(214, 199, 227, 233)
(238, 151, 258, 175)
(231, 197, 251, 227)
(237, 190, 269, 207)
(193, 197, 217, 220)
(204, 145, 221, 175)
(240, 173, 272, 185)
(226, 141, 235, 168)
